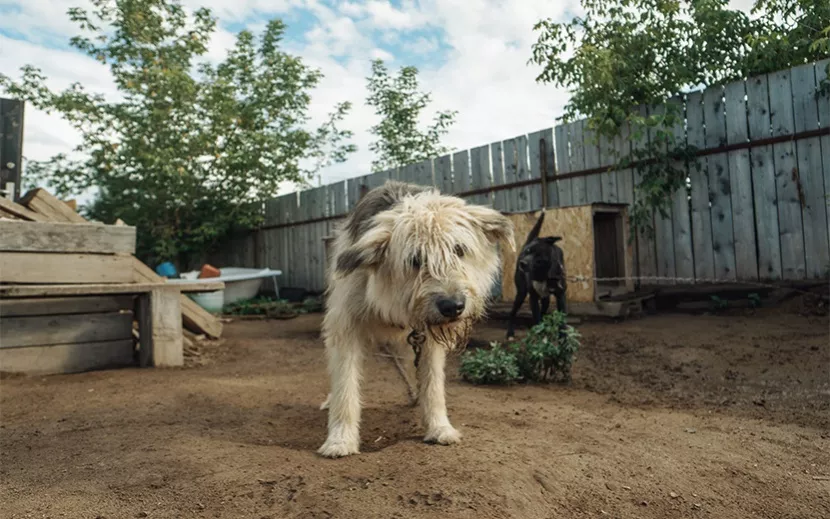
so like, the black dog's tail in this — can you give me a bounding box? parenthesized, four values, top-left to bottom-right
(525, 211, 545, 245)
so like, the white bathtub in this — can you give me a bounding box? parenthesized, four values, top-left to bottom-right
(167, 267, 282, 313)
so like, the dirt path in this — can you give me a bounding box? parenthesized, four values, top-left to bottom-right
(1, 308, 828, 518)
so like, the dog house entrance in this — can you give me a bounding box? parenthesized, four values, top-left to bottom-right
(592, 208, 627, 298)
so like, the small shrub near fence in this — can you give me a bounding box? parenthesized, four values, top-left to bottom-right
(223, 296, 323, 319)
(459, 311, 580, 385)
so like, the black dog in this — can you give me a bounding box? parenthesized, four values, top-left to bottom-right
(506, 211, 567, 338)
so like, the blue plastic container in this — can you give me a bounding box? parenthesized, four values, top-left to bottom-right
(155, 261, 178, 278)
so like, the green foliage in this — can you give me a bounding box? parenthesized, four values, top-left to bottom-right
(223, 297, 295, 316)
(460, 311, 580, 385)
(508, 311, 581, 383)
(529, 0, 830, 238)
(710, 295, 729, 311)
(223, 295, 323, 317)
(748, 293, 762, 308)
(0, 0, 356, 269)
(300, 296, 324, 314)
(365, 59, 457, 173)
(459, 342, 521, 385)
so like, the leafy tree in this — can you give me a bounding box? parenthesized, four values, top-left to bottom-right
(529, 0, 830, 236)
(0, 0, 356, 269)
(365, 59, 457, 173)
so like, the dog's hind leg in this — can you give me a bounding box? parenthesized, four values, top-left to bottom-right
(540, 295, 550, 318)
(317, 331, 365, 458)
(555, 290, 567, 314)
(506, 283, 528, 338)
(529, 291, 542, 326)
(419, 339, 461, 446)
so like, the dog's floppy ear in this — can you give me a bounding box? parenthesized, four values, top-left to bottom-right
(466, 204, 515, 250)
(541, 236, 563, 245)
(334, 225, 391, 276)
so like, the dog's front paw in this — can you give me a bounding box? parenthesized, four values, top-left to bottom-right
(317, 438, 359, 458)
(424, 425, 461, 445)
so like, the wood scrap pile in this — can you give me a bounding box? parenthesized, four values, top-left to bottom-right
(0, 189, 223, 340)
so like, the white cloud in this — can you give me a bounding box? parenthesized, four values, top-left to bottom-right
(1, 0, 763, 201)
(363, 0, 425, 30)
(404, 36, 439, 55)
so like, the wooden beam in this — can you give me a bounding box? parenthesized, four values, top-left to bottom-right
(0, 220, 136, 254)
(8, 188, 224, 339)
(0, 295, 134, 317)
(131, 257, 223, 338)
(0, 340, 135, 375)
(0, 281, 224, 298)
(0, 197, 48, 222)
(21, 188, 87, 223)
(0, 252, 135, 284)
(136, 289, 183, 367)
(0, 311, 134, 349)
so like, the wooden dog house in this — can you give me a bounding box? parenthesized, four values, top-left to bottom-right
(499, 203, 637, 317)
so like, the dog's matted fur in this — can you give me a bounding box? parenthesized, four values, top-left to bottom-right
(318, 180, 514, 458)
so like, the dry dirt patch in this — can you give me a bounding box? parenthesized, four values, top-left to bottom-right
(1, 308, 828, 518)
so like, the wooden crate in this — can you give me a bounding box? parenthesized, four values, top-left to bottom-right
(0, 296, 136, 374)
(500, 204, 636, 306)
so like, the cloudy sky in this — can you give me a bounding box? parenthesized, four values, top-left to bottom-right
(0, 0, 756, 200)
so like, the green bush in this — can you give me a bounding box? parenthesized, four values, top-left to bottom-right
(459, 343, 520, 385)
(459, 311, 580, 385)
(510, 312, 580, 383)
(223, 297, 296, 317)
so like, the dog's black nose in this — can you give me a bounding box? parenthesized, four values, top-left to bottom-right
(437, 297, 466, 318)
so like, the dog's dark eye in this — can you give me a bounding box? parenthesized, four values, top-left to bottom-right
(411, 254, 422, 269)
(454, 244, 465, 258)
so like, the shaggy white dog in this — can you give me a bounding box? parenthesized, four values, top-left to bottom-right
(318, 180, 514, 458)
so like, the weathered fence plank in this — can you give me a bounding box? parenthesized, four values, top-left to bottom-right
(746, 74, 782, 279)
(501, 137, 519, 211)
(583, 125, 603, 204)
(598, 133, 617, 203)
(667, 96, 695, 281)
(490, 141, 508, 211)
(470, 144, 493, 206)
(528, 128, 557, 208)
(687, 91, 715, 281)
(769, 68, 806, 280)
(724, 79, 759, 280)
(514, 134, 532, 212)
(569, 121, 588, 206)
(452, 150, 471, 197)
(632, 105, 657, 281)
(414, 159, 433, 187)
(650, 103, 676, 284)
(614, 120, 634, 208)
(528, 129, 553, 209)
(554, 124, 573, 207)
(286, 192, 300, 287)
(817, 59, 830, 265)
(435, 154, 453, 194)
(791, 62, 829, 278)
(703, 84, 737, 281)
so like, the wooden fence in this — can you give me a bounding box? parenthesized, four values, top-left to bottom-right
(211, 60, 830, 295)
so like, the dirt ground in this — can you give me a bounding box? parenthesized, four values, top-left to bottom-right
(1, 302, 829, 519)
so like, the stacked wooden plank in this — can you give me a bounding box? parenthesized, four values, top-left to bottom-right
(0, 189, 223, 338)
(0, 189, 224, 375)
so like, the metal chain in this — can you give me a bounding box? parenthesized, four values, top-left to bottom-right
(566, 274, 826, 295)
